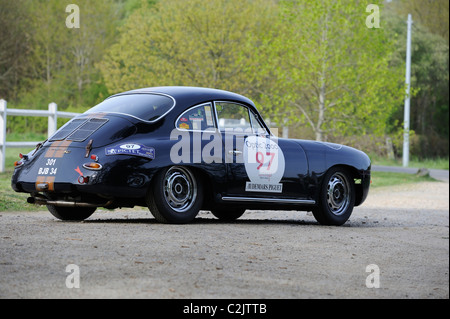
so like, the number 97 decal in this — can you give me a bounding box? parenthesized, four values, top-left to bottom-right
(243, 136, 285, 193)
(256, 151, 275, 171)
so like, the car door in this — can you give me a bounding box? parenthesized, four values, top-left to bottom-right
(214, 101, 310, 201)
(172, 101, 234, 199)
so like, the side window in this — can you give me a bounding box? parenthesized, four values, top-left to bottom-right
(249, 111, 266, 135)
(176, 103, 215, 131)
(215, 102, 251, 131)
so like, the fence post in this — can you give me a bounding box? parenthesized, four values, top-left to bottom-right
(48, 102, 57, 138)
(0, 99, 7, 173)
(282, 118, 289, 138)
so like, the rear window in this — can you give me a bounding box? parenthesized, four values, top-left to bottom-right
(85, 93, 175, 122)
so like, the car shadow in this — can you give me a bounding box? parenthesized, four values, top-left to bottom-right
(57, 206, 436, 228)
(79, 216, 380, 227)
(80, 216, 319, 226)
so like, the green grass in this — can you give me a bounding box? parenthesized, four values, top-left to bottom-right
(0, 170, 45, 211)
(370, 153, 449, 170)
(1, 133, 48, 211)
(370, 171, 437, 188)
(6, 132, 47, 142)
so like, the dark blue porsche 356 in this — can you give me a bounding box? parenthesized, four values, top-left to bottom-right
(12, 87, 371, 225)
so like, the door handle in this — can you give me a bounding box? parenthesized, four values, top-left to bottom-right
(228, 150, 242, 155)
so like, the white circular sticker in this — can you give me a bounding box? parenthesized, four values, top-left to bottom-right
(120, 144, 141, 150)
(243, 136, 285, 193)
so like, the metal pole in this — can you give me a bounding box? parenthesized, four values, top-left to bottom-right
(282, 118, 289, 138)
(0, 99, 6, 173)
(403, 14, 412, 167)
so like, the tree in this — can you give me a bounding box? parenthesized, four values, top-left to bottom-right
(384, 9, 449, 158)
(256, 0, 404, 142)
(97, 0, 277, 96)
(17, 0, 122, 109)
(3, 0, 125, 136)
(392, 0, 449, 43)
(0, 0, 32, 100)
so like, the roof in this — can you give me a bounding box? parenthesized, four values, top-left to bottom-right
(114, 86, 256, 108)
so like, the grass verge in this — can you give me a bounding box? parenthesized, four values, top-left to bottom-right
(369, 153, 449, 170)
(0, 170, 45, 211)
(370, 171, 438, 188)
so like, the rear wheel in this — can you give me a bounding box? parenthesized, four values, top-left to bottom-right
(47, 205, 96, 221)
(146, 166, 203, 224)
(312, 167, 355, 226)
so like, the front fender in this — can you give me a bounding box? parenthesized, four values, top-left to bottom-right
(323, 142, 371, 206)
(294, 140, 371, 206)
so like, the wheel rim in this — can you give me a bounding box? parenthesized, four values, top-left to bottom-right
(163, 167, 197, 213)
(326, 172, 350, 216)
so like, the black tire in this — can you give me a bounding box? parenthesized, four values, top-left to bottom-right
(146, 166, 203, 224)
(312, 167, 355, 226)
(210, 207, 246, 222)
(47, 205, 96, 221)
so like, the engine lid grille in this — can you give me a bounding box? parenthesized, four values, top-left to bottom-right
(49, 118, 108, 142)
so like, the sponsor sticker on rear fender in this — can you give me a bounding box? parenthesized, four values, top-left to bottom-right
(105, 143, 155, 159)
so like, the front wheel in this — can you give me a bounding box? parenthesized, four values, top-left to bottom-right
(312, 167, 355, 226)
(146, 166, 203, 224)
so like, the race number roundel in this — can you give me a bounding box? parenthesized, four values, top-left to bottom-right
(243, 136, 285, 193)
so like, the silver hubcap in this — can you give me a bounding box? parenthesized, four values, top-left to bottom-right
(163, 167, 197, 213)
(326, 172, 350, 216)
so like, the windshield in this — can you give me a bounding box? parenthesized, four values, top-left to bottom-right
(85, 93, 175, 122)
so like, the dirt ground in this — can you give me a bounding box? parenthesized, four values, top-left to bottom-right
(0, 181, 448, 299)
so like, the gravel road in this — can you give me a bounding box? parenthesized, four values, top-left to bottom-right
(1, 181, 448, 299)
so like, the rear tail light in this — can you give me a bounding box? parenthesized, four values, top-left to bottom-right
(14, 153, 27, 168)
(83, 162, 102, 170)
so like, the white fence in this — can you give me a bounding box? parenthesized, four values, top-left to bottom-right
(0, 99, 81, 173)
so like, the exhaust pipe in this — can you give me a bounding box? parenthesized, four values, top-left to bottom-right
(27, 197, 113, 208)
